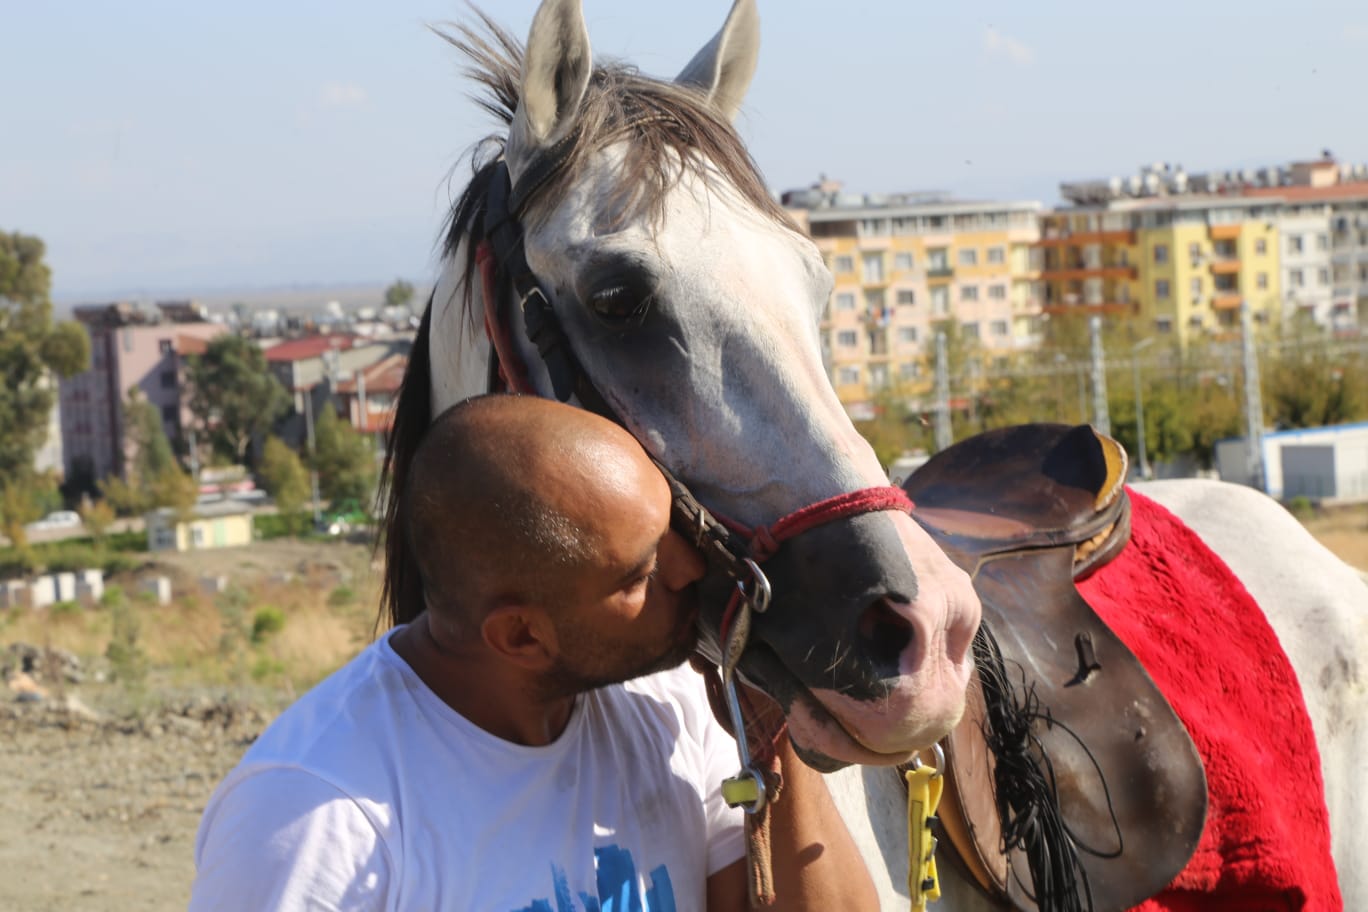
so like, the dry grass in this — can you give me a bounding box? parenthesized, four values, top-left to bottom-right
(0, 540, 382, 703)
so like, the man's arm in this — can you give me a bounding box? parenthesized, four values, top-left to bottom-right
(706, 732, 879, 912)
(190, 768, 392, 912)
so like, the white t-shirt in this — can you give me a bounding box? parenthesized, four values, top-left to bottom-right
(189, 630, 745, 911)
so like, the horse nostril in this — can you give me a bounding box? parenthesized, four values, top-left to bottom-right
(858, 597, 914, 672)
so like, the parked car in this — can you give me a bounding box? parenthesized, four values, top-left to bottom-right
(25, 510, 82, 533)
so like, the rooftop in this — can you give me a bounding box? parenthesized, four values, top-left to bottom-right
(263, 334, 357, 362)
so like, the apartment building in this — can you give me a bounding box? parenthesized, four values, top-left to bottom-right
(1050, 156, 1368, 346)
(784, 181, 1041, 414)
(59, 301, 227, 481)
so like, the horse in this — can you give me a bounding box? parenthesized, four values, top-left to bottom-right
(379, 1, 1368, 908)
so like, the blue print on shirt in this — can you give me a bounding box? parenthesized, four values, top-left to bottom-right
(512, 844, 675, 912)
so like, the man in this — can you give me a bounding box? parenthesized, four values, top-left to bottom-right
(190, 395, 876, 911)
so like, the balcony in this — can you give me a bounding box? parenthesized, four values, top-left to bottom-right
(1034, 230, 1136, 247)
(1041, 301, 1134, 316)
(1039, 265, 1137, 281)
(925, 266, 955, 280)
(1208, 259, 1241, 276)
(1209, 224, 1242, 241)
(1213, 293, 1243, 310)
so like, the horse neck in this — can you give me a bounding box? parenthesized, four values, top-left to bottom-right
(428, 235, 495, 418)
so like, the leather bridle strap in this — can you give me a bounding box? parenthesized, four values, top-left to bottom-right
(714, 486, 916, 654)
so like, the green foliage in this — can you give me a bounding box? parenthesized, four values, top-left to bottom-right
(0, 232, 91, 488)
(99, 389, 198, 517)
(50, 600, 82, 619)
(259, 436, 309, 527)
(78, 497, 116, 544)
(100, 585, 126, 609)
(250, 656, 287, 682)
(187, 335, 290, 465)
(384, 279, 415, 311)
(1287, 495, 1315, 519)
(312, 407, 377, 507)
(327, 585, 356, 607)
(216, 586, 253, 683)
(1265, 351, 1367, 430)
(106, 595, 147, 688)
(254, 510, 316, 540)
(0, 479, 44, 550)
(251, 606, 287, 643)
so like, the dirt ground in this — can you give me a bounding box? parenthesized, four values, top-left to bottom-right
(0, 512, 1364, 911)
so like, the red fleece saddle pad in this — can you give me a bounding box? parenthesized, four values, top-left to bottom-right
(1075, 490, 1341, 911)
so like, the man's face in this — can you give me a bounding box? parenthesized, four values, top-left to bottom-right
(540, 463, 706, 697)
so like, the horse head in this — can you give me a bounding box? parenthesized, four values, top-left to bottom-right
(384, 0, 981, 771)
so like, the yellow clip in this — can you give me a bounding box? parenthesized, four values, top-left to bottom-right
(905, 759, 944, 911)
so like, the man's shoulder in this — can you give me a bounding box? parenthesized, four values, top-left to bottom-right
(233, 634, 414, 778)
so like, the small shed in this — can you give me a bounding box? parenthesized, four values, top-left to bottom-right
(145, 501, 254, 553)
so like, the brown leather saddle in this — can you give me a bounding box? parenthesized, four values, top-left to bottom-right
(902, 424, 1207, 912)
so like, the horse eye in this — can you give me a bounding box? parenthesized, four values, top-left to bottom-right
(587, 282, 653, 326)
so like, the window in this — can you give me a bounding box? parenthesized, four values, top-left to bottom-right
(894, 252, 914, 271)
(1257, 272, 1268, 290)
(834, 255, 854, 274)
(988, 284, 1007, 300)
(191, 525, 206, 548)
(151, 525, 176, 550)
(837, 366, 860, 385)
(860, 219, 889, 237)
(159, 370, 177, 389)
(1189, 277, 1202, 299)
(961, 285, 979, 301)
(1189, 315, 1204, 328)
(835, 292, 856, 311)
(1153, 244, 1169, 265)
(962, 322, 980, 339)
(1316, 234, 1329, 251)
(1155, 316, 1174, 334)
(898, 326, 918, 344)
(868, 364, 889, 390)
(896, 289, 916, 307)
(899, 362, 920, 381)
(158, 339, 173, 355)
(930, 285, 950, 316)
(958, 248, 978, 267)
(1290, 269, 1304, 288)
(1255, 238, 1267, 255)
(986, 246, 1005, 264)
(161, 404, 178, 425)
(837, 330, 858, 347)
(1317, 268, 1330, 286)
(927, 248, 949, 271)
(1188, 242, 1201, 260)
(1289, 235, 1304, 254)
(862, 253, 885, 284)
(1155, 279, 1171, 299)
(991, 320, 1009, 336)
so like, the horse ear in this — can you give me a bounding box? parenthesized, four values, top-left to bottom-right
(675, 0, 760, 122)
(510, 0, 592, 170)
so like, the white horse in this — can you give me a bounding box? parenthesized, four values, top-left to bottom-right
(386, 1, 1368, 907)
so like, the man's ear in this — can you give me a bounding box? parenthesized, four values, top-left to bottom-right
(480, 603, 558, 671)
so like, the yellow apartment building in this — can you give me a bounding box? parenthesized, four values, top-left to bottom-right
(784, 183, 1041, 416)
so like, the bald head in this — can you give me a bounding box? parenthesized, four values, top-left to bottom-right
(403, 395, 667, 632)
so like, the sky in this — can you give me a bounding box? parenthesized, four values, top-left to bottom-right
(3, 0, 1366, 301)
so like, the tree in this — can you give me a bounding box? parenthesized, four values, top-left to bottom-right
(100, 389, 198, 517)
(0, 232, 91, 487)
(0, 481, 43, 550)
(186, 335, 289, 466)
(312, 406, 376, 507)
(384, 279, 415, 312)
(78, 496, 116, 546)
(259, 436, 310, 530)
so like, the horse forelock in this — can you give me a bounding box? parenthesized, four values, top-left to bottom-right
(434, 10, 795, 308)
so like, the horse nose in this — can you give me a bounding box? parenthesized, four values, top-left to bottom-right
(857, 595, 915, 674)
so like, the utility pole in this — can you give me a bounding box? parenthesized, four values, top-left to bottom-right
(1089, 315, 1110, 435)
(304, 389, 322, 528)
(1240, 302, 1267, 492)
(1131, 337, 1155, 479)
(934, 331, 952, 451)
